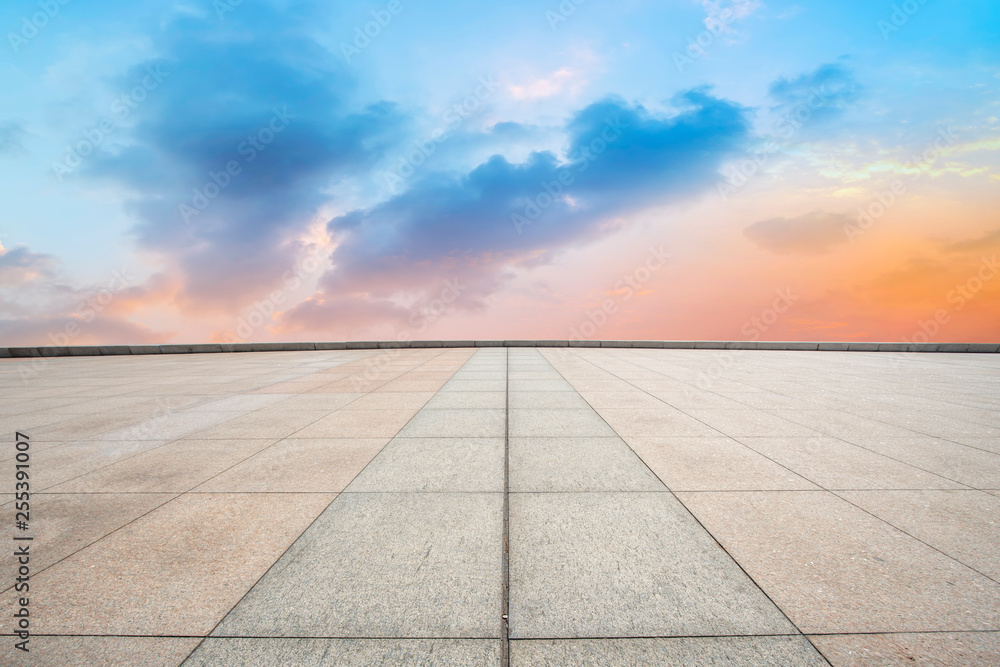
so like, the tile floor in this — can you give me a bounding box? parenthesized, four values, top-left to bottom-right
(1, 346, 998, 665)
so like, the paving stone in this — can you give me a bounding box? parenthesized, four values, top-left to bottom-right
(508, 391, 591, 409)
(293, 409, 419, 438)
(509, 408, 615, 437)
(627, 436, 818, 491)
(509, 492, 796, 638)
(0, 493, 334, 635)
(397, 408, 505, 438)
(423, 391, 506, 409)
(509, 437, 662, 492)
(848, 437, 1000, 489)
(214, 492, 503, 638)
(195, 438, 390, 492)
(594, 407, 719, 437)
(347, 437, 504, 492)
(679, 490, 1000, 634)
(442, 379, 507, 392)
(186, 638, 500, 666)
(681, 409, 822, 437)
(24, 637, 201, 666)
(810, 631, 1000, 667)
(28, 438, 174, 489)
(188, 409, 330, 439)
(510, 636, 828, 666)
(49, 438, 278, 493)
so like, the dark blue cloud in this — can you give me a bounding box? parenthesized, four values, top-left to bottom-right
(302, 90, 750, 318)
(85, 6, 402, 309)
(768, 61, 861, 124)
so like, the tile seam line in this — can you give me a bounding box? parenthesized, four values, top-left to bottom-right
(501, 346, 511, 667)
(178, 348, 470, 665)
(568, 350, 1000, 630)
(543, 348, 835, 667)
(15, 628, 1000, 639)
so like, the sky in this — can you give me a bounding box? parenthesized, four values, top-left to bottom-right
(1, 0, 998, 345)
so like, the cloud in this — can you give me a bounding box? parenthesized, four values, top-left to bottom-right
(0, 244, 169, 346)
(83, 8, 402, 312)
(0, 244, 57, 286)
(947, 227, 1000, 253)
(280, 89, 751, 332)
(0, 121, 27, 157)
(65, 6, 754, 338)
(276, 293, 414, 338)
(0, 316, 165, 347)
(702, 0, 763, 39)
(768, 62, 861, 127)
(744, 210, 852, 254)
(509, 68, 585, 100)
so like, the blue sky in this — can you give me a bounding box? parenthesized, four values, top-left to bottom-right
(1, 0, 998, 344)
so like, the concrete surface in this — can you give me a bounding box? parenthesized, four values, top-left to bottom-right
(2, 346, 999, 665)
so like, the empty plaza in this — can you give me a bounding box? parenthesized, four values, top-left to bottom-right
(2, 346, 999, 665)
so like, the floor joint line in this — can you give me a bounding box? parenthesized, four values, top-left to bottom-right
(501, 346, 511, 666)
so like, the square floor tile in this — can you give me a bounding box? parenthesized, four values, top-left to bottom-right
(0, 493, 334, 635)
(594, 407, 718, 437)
(187, 638, 500, 666)
(346, 437, 503, 492)
(509, 492, 795, 638)
(293, 409, 419, 438)
(510, 636, 828, 666)
(213, 492, 502, 638)
(195, 438, 390, 493)
(628, 436, 818, 491)
(509, 437, 662, 492)
(678, 490, 1000, 633)
(25, 637, 201, 667)
(810, 632, 1000, 667)
(509, 409, 614, 437)
(397, 409, 505, 438)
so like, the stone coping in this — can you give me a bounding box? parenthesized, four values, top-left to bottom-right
(1, 340, 998, 358)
